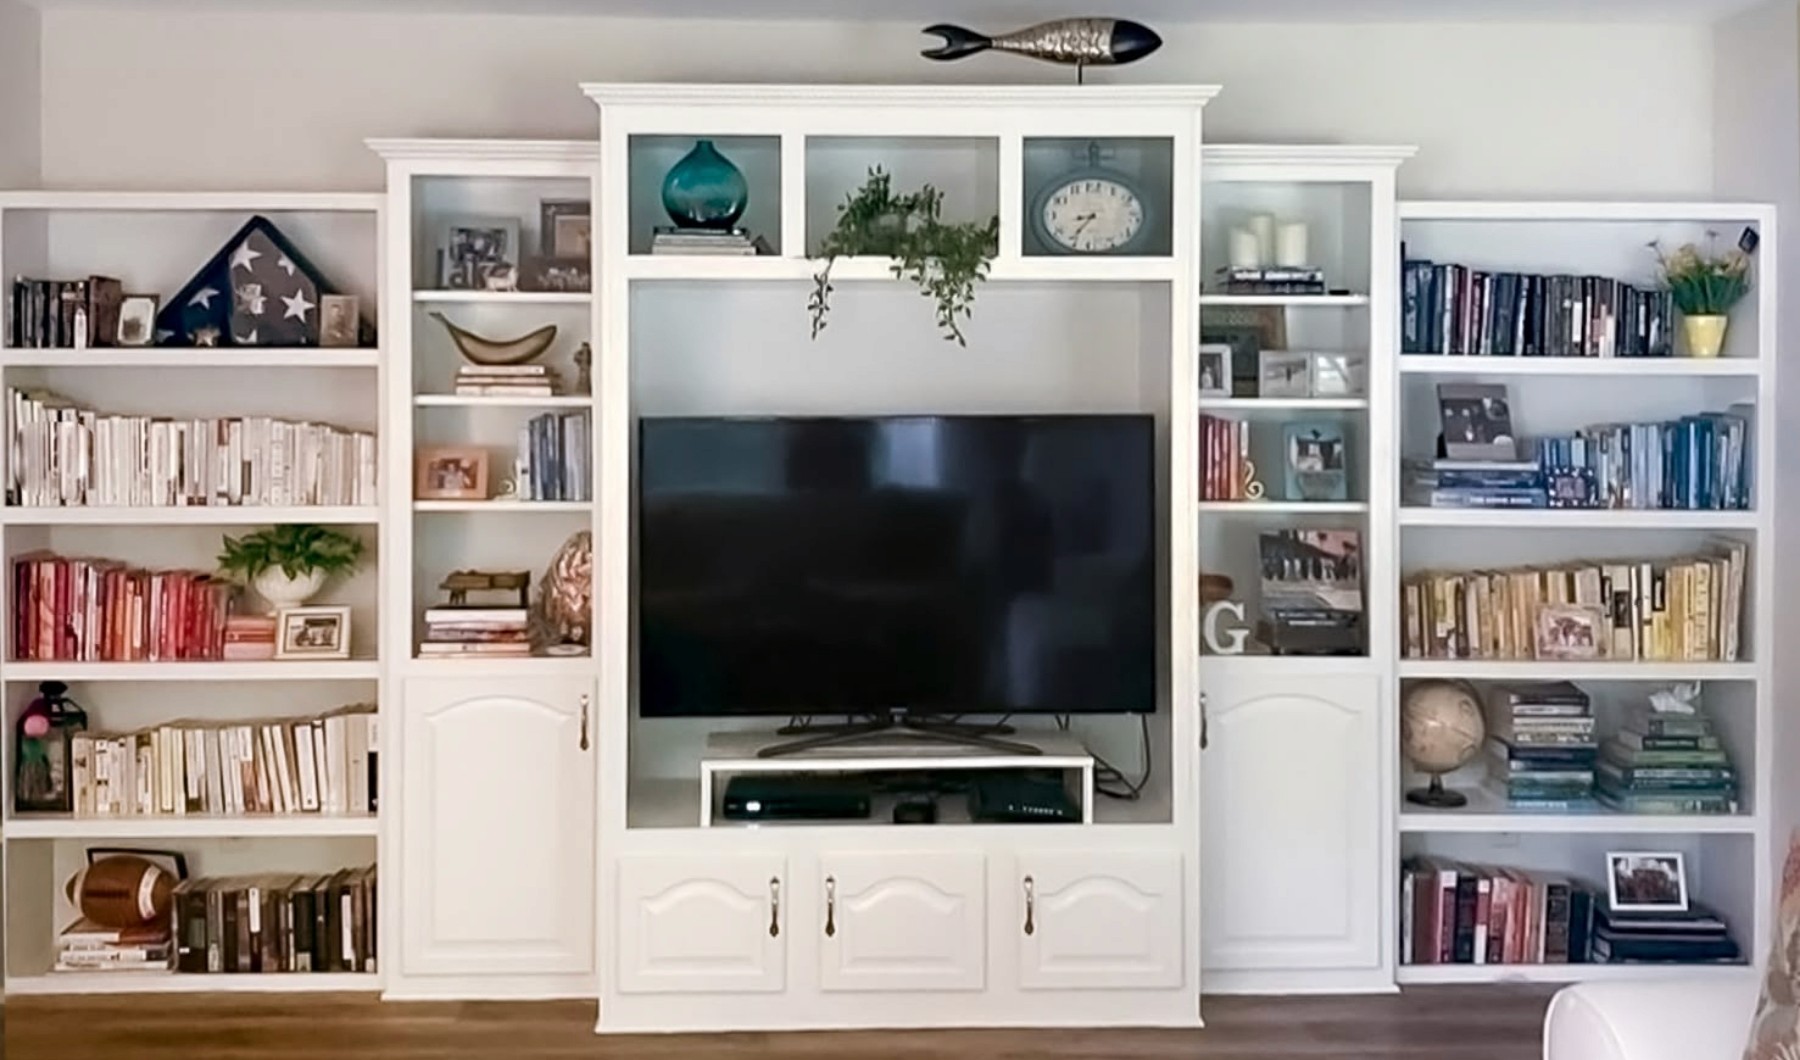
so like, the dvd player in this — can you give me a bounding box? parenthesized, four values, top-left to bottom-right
(722, 775, 873, 821)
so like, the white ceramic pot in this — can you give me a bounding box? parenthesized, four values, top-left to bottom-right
(252, 567, 327, 613)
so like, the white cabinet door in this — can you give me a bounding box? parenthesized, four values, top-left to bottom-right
(1201, 671, 1382, 972)
(1013, 851, 1184, 990)
(818, 851, 985, 992)
(615, 854, 786, 994)
(400, 676, 595, 978)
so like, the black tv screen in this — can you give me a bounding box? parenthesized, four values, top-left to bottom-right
(636, 415, 1156, 718)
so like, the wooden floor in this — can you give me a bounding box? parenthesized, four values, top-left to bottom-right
(2, 988, 1553, 1060)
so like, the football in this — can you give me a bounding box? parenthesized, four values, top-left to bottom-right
(64, 855, 177, 929)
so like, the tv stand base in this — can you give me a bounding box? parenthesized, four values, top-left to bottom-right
(759, 715, 1041, 758)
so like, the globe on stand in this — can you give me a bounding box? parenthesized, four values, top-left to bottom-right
(1400, 680, 1486, 808)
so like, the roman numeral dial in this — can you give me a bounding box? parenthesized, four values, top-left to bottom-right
(1040, 177, 1145, 254)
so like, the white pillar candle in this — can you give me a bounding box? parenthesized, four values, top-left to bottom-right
(1228, 227, 1262, 269)
(1276, 222, 1310, 268)
(1247, 213, 1276, 264)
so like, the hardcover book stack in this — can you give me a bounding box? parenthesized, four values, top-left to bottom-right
(454, 363, 560, 397)
(54, 919, 172, 975)
(1400, 257, 1674, 358)
(8, 387, 378, 508)
(649, 227, 765, 256)
(8, 275, 125, 348)
(1217, 266, 1326, 296)
(1199, 415, 1251, 500)
(1404, 459, 1546, 509)
(12, 553, 234, 662)
(62, 705, 378, 819)
(1591, 905, 1741, 965)
(171, 867, 377, 974)
(222, 615, 278, 661)
(419, 604, 531, 658)
(1598, 700, 1739, 816)
(1401, 857, 1597, 966)
(514, 411, 591, 502)
(1534, 413, 1750, 511)
(1485, 682, 1597, 811)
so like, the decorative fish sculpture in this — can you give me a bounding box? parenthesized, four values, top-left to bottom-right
(921, 18, 1162, 70)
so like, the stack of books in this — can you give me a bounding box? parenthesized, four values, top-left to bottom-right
(55, 919, 172, 975)
(419, 604, 531, 658)
(1534, 414, 1750, 511)
(454, 364, 559, 397)
(1591, 905, 1741, 965)
(1404, 459, 1547, 509)
(1598, 704, 1738, 815)
(1401, 858, 1596, 966)
(1486, 682, 1598, 811)
(1216, 266, 1326, 296)
(222, 615, 277, 661)
(649, 227, 764, 256)
(172, 868, 376, 974)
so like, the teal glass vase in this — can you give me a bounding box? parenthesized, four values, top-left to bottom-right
(661, 139, 749, 231)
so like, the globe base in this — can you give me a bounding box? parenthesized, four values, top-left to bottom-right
(1405, 775, 1468, 808)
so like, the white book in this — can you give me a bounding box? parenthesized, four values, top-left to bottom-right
(323, 716, 345, 815)
(311, 720, 329, 814)
(204, 728, 223, 816)
(295, 721, 320, 813)
(257, 725, 281, 814)
(252, 726, 272, 813)
(346, 714, 368, 814)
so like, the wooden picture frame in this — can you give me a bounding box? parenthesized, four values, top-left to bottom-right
(1534, 603, 1608, 661)
(1606, 851, 1689, 913)
(416, 446, 490, 501)
(275, 605, 352, 660)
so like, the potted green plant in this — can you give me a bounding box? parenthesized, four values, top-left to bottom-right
(217, 524, 365, 613)
(809, 167, 999, 346)
(1652, 234, 1752, 358)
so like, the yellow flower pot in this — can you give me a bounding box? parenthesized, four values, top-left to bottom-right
(1682, 314, 1728, 359)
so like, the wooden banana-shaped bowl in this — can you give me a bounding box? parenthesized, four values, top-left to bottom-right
(430, 311, 557, 366)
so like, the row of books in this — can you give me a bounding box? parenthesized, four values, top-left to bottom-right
(170, 867, 376, 974)
(8, 275, 124, 349)
(1533, 413, 1750, 512)
(1199, 415, 1252, 501)
(63, 705, 378, 819)
(419, 604, 530, 657)
(515, 411, 591, 503)
(1486, 682, 1598, 811)
(1400, 543, 1747, 663)
(1401, 858, 1742, 965)
(454, 363, 563, 397)
(13, 554, 233, 662)
(1399, 259, 1675, 358)
(8, 387, 378, 509)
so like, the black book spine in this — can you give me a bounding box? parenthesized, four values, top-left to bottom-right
(175, 884, 209, 974)
(293, 884, 315, 972)
(1401, 261, 1420, 354)
(313, 878, 333, 973)
(1568, 889, 1594, 963)
(1544, 882, 1572, 962)
(1453, 873, 1479, 962)
(221, 885, 240, 974)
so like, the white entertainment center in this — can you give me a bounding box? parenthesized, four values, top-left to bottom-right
(0, 81, 1777, 1032)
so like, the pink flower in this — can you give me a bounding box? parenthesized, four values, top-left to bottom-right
(21, 715, 49, 739)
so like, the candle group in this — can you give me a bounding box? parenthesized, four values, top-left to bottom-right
(1227, 213, 1311, 269)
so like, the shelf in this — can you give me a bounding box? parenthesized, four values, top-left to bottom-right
(3, 506, 379, 526)
(1197, 397, 1369, 412)
(0, 191, 383, 213)
(1198, 500, 1368, 514)
(414, 395, 592, 408)
(3, 660, 380, 682)
(1200, 293, 1370, 307)
(1395, 963, 1755, 986)
(1397, 660, 1757, 681)
(621, 256, 1181, 283)
(1399, 356, 1762, 377)
(412, 500, 591, 513)
(1399, 200, 1774, 224)
(1399, 785, 1756, 834)
(3, 972, 381, 996)
(4, 815, 378, 840)
(1399, 508, 1759, 530)
(411, 290, 590, 305)
(0, 348, 380, 369)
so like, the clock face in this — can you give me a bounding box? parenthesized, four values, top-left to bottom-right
(1040, 177, 1146, 254)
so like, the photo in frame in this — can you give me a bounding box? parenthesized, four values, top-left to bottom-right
(116, 295, 159, 347)
(520, 256, 592, 294)
(437, 216, 521, 291)
(319, 295, 360, 348)
(1437, 382, 1517, 461)
(539, 199, 591, 259)
(275, 606, 352, 660)
(1534, 603, 1609, 661)
(1259, 350, 1313, 399)
(1310, 352, 1366, 398)
(1197, 343, 1233, 397)
(1607, 851, 1689, 913)
(1282, 421, 1348, 502)
(415, 446, 490, 501)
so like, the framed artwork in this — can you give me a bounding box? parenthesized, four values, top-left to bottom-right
(1606, 851, 1689, 913)
(1534, 603, 1608, 660)
(1310, 352, 1366, 398)
(1197, 343, 1233, 397)
(520, 256, 592, 294)
(116, 295, 159, 347)
(1282, 421, 1348, 502)
(540, 199, 592, 259)
(275, 606, 352, 660)
(1259, 350, 1312, 399)
(416, 446, 490, 501)
(438, 216, 521, 291)
(319, 295, 360, 348)
(1437, 382, 1517, 461)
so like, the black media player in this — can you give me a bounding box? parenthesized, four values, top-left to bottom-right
(722, 775, 873, 821)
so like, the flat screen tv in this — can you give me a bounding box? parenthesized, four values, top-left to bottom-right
(637, 414, 1156, 721)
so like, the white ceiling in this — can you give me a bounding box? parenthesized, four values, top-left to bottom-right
(21, 0, 1773, 21)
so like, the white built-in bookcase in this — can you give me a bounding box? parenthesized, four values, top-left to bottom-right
(1392, 201, 1777, 986)
(0, 191, 386, 993)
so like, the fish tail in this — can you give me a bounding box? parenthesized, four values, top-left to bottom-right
(920, 24, 992, 61)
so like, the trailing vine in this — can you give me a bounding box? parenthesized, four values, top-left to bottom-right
(809, 167, 999, 346)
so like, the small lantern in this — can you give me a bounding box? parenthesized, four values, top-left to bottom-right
(14, 681, 87, 814)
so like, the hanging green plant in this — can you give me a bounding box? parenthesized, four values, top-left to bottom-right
(809, 167, 999, 346)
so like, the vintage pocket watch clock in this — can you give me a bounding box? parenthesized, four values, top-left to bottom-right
(1031, 141, 1152, 255)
